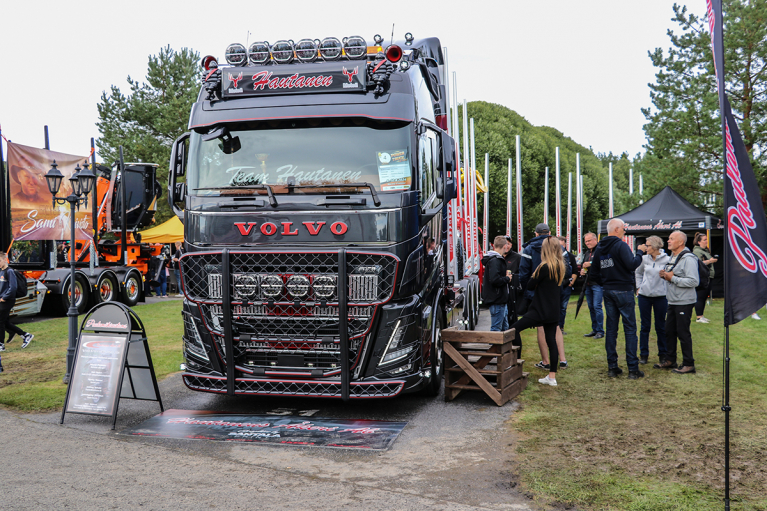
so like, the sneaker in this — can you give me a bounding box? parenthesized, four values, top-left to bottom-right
(583, 331, 597, 337)
(21, 333, 34, 349)
(559, 361, 568, 369)
(594, 332, 605, 339)
(176, 294, 183, 297)
(538, 376, 558, 386)
(752, 313, 761, 320)
(534, 361, 550, 370)
(608, 367, 623, 378)
(0, 343, 5, 352)
(628, 370, 645, 380)
(6, 332, 15, 344)
(696, 317, 710, 323)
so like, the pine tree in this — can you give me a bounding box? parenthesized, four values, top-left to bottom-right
(96, 46, 201, 223)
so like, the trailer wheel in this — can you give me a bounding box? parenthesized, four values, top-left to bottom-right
(472, 279, 480, 329)
(121, 273, 141, 307)
(57, 276, 91, 315)
(422, 314, 444, 396)
(95, 274, 118, 304)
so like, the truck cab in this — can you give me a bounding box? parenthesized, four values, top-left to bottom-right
(170, 35, 460, 399)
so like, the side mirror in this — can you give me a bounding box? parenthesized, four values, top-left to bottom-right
(441, 131, 457, 200)
(173, 182, 186, 203)
(168, 132, 190, 217)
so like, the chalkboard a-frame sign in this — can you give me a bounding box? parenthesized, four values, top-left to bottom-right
(61, 302, 164, 430)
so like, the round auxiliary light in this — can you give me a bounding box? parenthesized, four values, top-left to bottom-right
(404, 32, 414, 45)
(343, 36, 367, 60)
(248, 41, 270, 65)
(312, 275, 337, 299)
(271, 40, 294, 64)
(295, 39, 319, 62)
(286, 275, 310, 299)
(399, 60, 411, 71)
(234, 274, 259, 300)
(260, 274, 283, 298)
(373, 34, 383, 46)
(385, 44, 403, 63)
(201, 55, 218, 71)
(225, 43, 247, 66)
(319, 37, 342, 61)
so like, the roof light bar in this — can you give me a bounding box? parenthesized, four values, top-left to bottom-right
(271, 40, 295, 64)
(225, 43, 247, 66)
(319, 37, 343, 61)
(248, 41, 270, 65)
(295, 39, 319, 62)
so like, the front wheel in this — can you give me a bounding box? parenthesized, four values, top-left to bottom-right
(422, 314, 444, 397)
(121, 273, 141, 307)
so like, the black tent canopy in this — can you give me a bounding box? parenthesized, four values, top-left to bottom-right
(598, 186, 723, 235)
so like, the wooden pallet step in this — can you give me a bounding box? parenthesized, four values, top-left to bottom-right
(445, 360, 525, 376)
(446, 364, 525, 390)
(442, 327, 517, 345)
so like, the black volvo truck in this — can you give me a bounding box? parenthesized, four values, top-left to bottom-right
(169, 34, 462, 399)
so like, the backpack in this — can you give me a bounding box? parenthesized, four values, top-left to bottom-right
(12, 269, 27, 298)
(670, 250, 710, 289)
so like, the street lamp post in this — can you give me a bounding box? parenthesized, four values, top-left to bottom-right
(45, 160, 96, 384)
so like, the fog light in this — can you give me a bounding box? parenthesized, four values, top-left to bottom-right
(271, 40, 294, 64)
(225, 43, 247, 66)
(295, 39, 319, 62)
(248, 41, 270, 65)
(286, 274, 310, 299)
(260, 274, 283, 298)
(344, 36, 367, 59)
(312, 275, 336, 299)
(320, 37, 343, 61)
(389, 363, 412, 375)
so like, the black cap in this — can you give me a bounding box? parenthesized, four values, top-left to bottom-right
(535, 223, 550, 234)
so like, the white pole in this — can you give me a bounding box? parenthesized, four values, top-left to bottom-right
(484, 153, 489, 253)
(639, 174, 644, 205)
(507, 158, 512, 237)
(544, 167, 549, 225)
(462, 99, 471, 276)
(516, 135, 523, 247)
(609, 162, 614, 218)
(470, 120, 477, 265)
(555, 147, 561, 236)
(567, 172, 572, 252)
(576, 154, 582, 255)
(579, 174, 584, 243)
(452, 72, 463, 276)
(629, 164, 633, 195)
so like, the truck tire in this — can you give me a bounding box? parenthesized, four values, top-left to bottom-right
(456, 240, 465, 282)
(121, 273, 141, 307)
(467, 284, 476, 331)
(422, 314, 444, 396)
(57, 276, 91, 316)
(95, 274, 118, 304)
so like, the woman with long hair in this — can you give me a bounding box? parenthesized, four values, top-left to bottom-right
(509, 237, 564, 386)
(635, 236, 669, 366)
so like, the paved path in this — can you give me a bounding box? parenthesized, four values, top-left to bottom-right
(1, 308, 537, 510)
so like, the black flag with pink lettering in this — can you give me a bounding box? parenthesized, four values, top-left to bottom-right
(708, 0, 767, 325)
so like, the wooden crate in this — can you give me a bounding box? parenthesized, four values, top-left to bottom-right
(442, 326, 528, 406)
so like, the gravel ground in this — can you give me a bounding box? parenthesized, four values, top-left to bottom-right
(1, 308, 537, 510)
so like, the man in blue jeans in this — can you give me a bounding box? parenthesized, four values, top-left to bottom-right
(481, 236, 511, 331)
(589, 219, 647, 379)
(580, 232, 605, 339)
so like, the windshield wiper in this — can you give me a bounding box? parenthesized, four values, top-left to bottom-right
(194, 185, 278, 207)
(287, 182, 381, 207)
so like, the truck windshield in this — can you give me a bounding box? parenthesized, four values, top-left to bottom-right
(188, 122, 413, 195)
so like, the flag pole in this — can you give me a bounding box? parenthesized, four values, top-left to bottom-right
(516, 135, 523, 247)
(484, 153, 489, 253)
(567, 172, 572, 251)
(555, 147, 561, 236)
(576, 154, 582, 255)
(609, 162, 614, 217)
(507, 158, 512, 237)
(544, 167, 549, 225)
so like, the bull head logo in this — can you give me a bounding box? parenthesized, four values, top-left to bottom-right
(342, 66, 358, 83)
(228, 71, 243, 88)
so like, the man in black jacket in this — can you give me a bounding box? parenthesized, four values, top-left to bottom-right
(0, 252, 35, 372)
(589, 219, 647, 379)
(482, 236, 511, 331)
(504, 236, 521, 331)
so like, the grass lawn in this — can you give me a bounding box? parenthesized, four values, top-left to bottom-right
(512, 298, 767, 510)
(0, 300, 184, 412)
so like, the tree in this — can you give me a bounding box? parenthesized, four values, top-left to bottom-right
(461, 101, 613, 250)
(640, 1, 767, 214)
(96, 46, 201, 224)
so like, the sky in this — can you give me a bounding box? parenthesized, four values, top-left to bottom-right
(0, 0, 687, 161)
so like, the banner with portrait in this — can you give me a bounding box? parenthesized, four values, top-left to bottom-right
(7, 142, 92, 241)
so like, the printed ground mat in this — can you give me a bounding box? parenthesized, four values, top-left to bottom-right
(120, 409, 407, 450)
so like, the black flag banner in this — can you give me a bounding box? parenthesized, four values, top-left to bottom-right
(707, 0, 767, 326)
